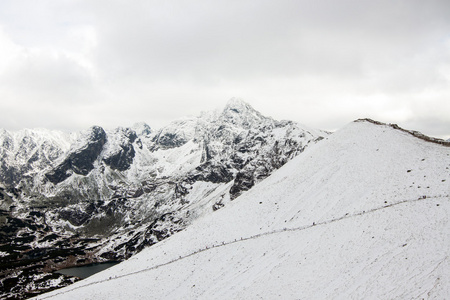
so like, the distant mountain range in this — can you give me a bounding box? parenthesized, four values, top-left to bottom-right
(0, 99, 328, 299)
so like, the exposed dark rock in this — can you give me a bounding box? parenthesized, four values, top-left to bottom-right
(112, 212, 185, 259)
(104, 145, 135, 171)
(152, 132, 187, 149)
(212, 202, 225, 211)
(188, 162, 234, 184)
(59, 209, 91, 227)
(0, 164, 20, 186)
(103, 128, 138, 171)
(230, 171, 255, 199)
(45, 126, 107, 184)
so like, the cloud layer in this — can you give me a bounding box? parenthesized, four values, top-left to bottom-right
(0, 0, 449, 138)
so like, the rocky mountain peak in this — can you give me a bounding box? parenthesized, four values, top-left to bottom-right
(82, 126, 106, 146)
(220, 98, 271, 129)
(132, 122, 152, 137)
(223, 97, 253, 112)
(222, 98, 258, 116)
(149, 100, 267, 151)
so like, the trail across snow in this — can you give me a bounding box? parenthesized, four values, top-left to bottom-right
(36, 193, 448, 300)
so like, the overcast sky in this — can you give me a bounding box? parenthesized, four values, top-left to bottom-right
(0, 0, 449, 138)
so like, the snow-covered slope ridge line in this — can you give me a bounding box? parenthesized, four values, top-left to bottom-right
(37, 120, 450, 299)
(356, 118, 450, 147)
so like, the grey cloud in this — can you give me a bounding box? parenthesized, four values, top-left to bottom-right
(0, 48, 102, 131)
(0, 0, 449, 138)
(1, 52, 93, 101)
(83, 0, 450, 81)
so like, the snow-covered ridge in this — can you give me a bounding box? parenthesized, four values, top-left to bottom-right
(37, 119, 450, 299)
(355, 118, 450, 147)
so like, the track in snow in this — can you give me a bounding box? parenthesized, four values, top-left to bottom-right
(36, 194, 448, 299)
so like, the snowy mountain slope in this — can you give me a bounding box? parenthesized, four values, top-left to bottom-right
(37, 119, 450, 299)
(0, 128, 75, 186)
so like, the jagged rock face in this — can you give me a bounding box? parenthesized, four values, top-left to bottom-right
(150, 118, 196, 150)
(0, 163, 19, 187)
(132, 122, 152, 137)
(0, 99, 328, 298)
(0, 129, 71, 186)
(45, 126, 107, 184)
(103, 143, 136, 171)
(188, 162, 235, 184)
(103, 127, 138, 171)
(219, 98, 267, 129)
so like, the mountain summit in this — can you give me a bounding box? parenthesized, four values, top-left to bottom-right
(220, 98, 267, 128)
(223, 97, 255, 113)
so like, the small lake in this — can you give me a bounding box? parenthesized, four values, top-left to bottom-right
(55, 262, 120, 279)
